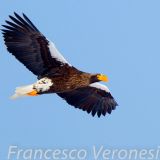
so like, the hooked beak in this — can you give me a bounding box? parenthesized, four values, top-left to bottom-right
(97, 74, 109, 82)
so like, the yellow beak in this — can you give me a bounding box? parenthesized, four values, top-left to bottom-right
(97, 74, 109, 82)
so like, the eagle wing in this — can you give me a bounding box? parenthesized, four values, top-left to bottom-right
(2, 12, 71, 76)
(58, 83, 118, 117)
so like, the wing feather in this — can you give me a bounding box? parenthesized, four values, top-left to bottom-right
(2, 12, 71, 76)
(58, 83, 118, 117)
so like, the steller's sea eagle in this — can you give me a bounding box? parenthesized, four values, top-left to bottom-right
(1, 12, 118, 117)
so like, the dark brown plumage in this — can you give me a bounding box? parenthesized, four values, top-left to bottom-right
(2, 12, 118, 117)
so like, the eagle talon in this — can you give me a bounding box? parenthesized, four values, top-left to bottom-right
(27, 90, 38, 96)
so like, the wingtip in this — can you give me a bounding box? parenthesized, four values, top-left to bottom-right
(9, 15, 12, 19)
(14, 12, 18, 16)
(9, 14, 16, 21)
(2, 24, 7, 28)
(22, 13, 26, 17)
(1, 29, 7, 33)
(1, 25, 6, 32)
(22, 13, 29, 20)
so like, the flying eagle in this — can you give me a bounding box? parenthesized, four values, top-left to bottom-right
(2, 13, 118, 117)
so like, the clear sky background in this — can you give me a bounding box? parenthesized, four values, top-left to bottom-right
(0, 0, 160, 159)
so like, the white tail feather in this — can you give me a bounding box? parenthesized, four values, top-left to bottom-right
(10, 84, 34, 100)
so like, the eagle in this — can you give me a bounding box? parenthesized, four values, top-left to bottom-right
(1, 12, 118, 117)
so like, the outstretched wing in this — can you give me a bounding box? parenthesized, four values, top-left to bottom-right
(58, 83, 118, 117)
(2, 12, 71, 76)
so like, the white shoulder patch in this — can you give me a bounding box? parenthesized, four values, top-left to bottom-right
(48, 40, 72, 66)
(89, 83, 110, 93)
(34, 77, 53, 92)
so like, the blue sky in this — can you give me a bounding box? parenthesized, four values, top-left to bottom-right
(1, 0, 160, 159)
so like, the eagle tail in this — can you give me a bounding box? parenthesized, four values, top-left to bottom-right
(10, 84, 35, 99)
